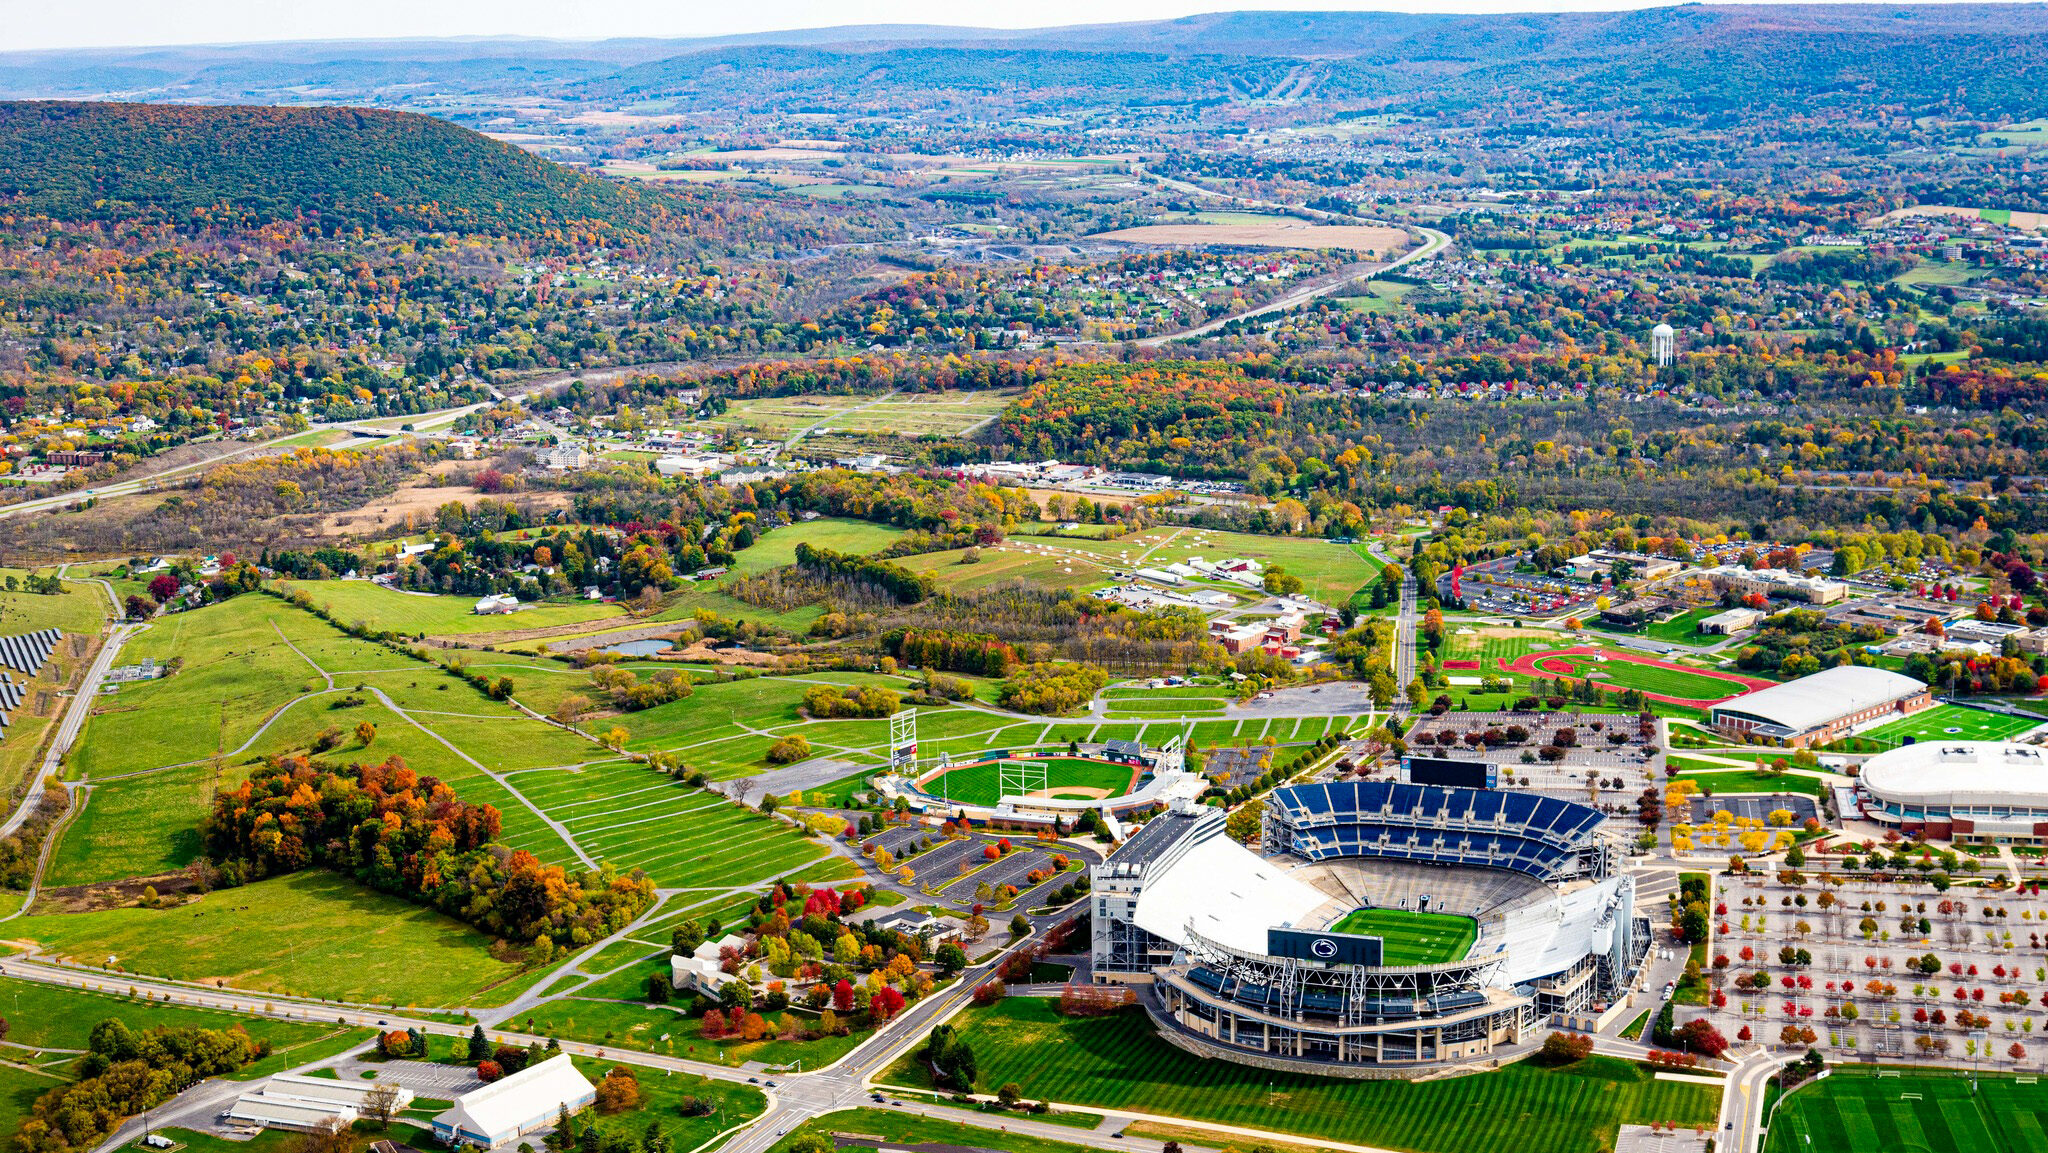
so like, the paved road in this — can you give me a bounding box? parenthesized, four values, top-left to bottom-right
(1394, 565, 1418, 707)
(0, 619, 135, 840)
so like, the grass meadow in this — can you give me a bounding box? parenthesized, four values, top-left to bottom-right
(274, 579, 626, 636)
(880, 999, 1721, 1153)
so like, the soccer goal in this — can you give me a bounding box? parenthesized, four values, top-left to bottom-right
(1899, 1093, 1922, 1101)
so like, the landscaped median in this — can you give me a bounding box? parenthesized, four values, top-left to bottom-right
(875, 996, 1721, 1153)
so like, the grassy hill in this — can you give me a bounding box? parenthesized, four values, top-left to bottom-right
(0, 100, 646, 233)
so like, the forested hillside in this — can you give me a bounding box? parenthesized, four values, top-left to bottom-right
(0, 100, 646, 233)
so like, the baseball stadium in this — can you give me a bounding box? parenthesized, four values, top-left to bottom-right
(874, 738, 1208, 829)
(1090, 781, 1647, 1077)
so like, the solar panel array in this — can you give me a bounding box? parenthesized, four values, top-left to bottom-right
(0, 628, 60, 677)
(0, 628, 60, 734)
(1269, 780, 1606, 881)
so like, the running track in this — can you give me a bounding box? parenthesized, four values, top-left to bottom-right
(1498, 645, 1775, 707)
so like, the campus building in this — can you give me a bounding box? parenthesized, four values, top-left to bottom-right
(1089, 788, 1645, 1077)
(1706, 665, 1933, 746)
(431, 1054, 595, 1148)
(1855, 741, 2048, 843)
(1699, 565, 1849, 605)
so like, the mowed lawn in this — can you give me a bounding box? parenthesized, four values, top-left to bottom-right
(1048, 527, 1375, 606)
(920, 758, 1140, 806)
(0, 975, 334, 1052)
(510, 760, 833, 887)
(1860, 703, 2042, 747)
(274, 579, 625, 636)
(1327, 909, 1477, 965)
(1763, 1068, 2048, 1153)
(18, 871, 527, 1007)
(882, 999, 1720, 1153)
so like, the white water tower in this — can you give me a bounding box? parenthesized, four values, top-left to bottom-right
(1651, 322, 1675, 367)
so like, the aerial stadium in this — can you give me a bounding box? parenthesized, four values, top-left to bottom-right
(1090, 781, 1646, 1077)
(873, 736, 1207, 831)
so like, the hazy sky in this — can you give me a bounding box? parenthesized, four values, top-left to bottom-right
(7, 0, 1898, 53)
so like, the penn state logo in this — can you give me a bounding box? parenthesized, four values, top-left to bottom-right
(1309, 937, 1339, 959)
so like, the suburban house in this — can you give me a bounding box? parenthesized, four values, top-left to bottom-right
(474, 593, 521, 615)
(430, 1054, 595, 1148)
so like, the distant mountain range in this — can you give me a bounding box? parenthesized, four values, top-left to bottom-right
(0, 101, 646, 233)
(3, 5, 2047, 117)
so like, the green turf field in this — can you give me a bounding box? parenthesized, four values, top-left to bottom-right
(1537, 653, 1754, 701)
(880, 998, 1721, 1153)
(1763, 1067, 2048, 1153)
(919, 757, 1140, 806)
(1327, 908, 1478, 965)
(1859, 703, 2043, 747)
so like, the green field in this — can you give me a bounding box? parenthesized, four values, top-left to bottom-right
(0, 975, 337, 1053)
(704, 392, 1018, 439)
(1763, 1067, 2048, 1153)
(275, 579, 625, 636)
(1859, 704, 2042, 747)
(1537, 653, 1754, 701)
(881, 999, 1720, 1153)
(767, 1108, 1103, 1153)
(1674, 768, 1827, 798)
(919, 757, 1140, 806)
(1326, 908, 1477, 965)
(17, 871, 529, 1007)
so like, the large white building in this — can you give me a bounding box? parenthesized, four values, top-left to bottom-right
(226, 1073, 415, 1133)
(431, 1055, 595, 1148)
(1855, 740, 2048, 843)
(1707, 665, 1933, 747)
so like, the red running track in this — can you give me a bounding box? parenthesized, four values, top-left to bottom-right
(1495, 644, 1775, 707)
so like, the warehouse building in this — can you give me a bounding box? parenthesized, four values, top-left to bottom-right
(1707, 665, 1933, 746)
(226, 1073, 415, 1133)
(431, 1055, 594, 1148)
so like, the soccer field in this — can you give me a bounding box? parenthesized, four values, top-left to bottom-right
(1327, 908, 1478, 965)
(1764, 1068, 2048, 1153)
(920, 757, 1141, 806)
(1860, 703, 2043, 747)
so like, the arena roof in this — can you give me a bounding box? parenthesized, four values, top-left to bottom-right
(1709, 666, 1927, 735)
(1861, 741, 2048, 810)
(1132, 828, 1327, 956)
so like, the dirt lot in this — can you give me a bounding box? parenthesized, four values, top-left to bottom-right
(319, 484, 570, 537)
(1089, 222, 1408, 254)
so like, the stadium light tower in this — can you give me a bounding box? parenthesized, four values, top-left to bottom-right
(1651, 322, 1676, 367)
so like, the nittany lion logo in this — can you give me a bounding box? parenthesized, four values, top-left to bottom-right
(1309, 937, 1339, 959)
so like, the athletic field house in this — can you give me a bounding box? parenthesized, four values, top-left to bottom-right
(1852, 740, 2048, 843)
(1706, 665, 1934, 746)
(874, 737, 1205, 832)
(1089, 781, 1649, 1077)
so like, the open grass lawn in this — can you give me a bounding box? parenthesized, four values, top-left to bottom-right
(0, 976, 336, 1052)
(1859, 703, 2043, 747)
(511, 759, 833, 887)
(512, 997, 867, 1069)
(1050, 527, 1373, 606)
(274, 579, 625, 636)
(46, 764, 218, 887)
(899, 546, 1107, 593)
(0, 1063, 63, 1145)
(1640, 605, 1730, 644)
(569, 1055, 766, 1150)
(705, 392, 1017, 440)
(1674, 768, 1827, 798)
(920, 757, 1140, 806)
(881, 999, 1720, 1153)
(18, 871, 527, 1008)
(1326, 909, 1477, 965)
(767, 1108, 1106, 1153)
(1762, 1067, 2048, 1153)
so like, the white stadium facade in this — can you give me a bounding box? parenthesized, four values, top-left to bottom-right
(1089, 781, 1647, 1077)
(1706, 665, 1933, 747)
(1854, 741, 2048, 843)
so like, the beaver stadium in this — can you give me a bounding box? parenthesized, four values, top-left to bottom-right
(1090, 780, 1648, 1076)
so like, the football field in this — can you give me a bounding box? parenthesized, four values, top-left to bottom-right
(1763, 1068, 2048, 1153)
(1327, 908, 1478, 965)
(1860, 703, 2043, 747)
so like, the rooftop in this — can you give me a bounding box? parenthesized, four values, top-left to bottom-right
(1710, 665, 1928, 733)
(1861, 741, 2048, 808)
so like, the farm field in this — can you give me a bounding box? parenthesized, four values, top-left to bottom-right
(918, 756, 1142, 806)
(0, 576, 110, 797)
(898, 544, 1107, 593)
(1858, 703, 2043, 747)
(1048, 526, 1376, 605)
(1087, 222, 1406, 255)
(1326, 909, 1477, 965)
(880, 999, 1720, 1152)
(275, 579, 625, 636)
(16, 870, 530, 1007)
(0, 975, 338, 1052)
(1762, 1067, 2048, 1153)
